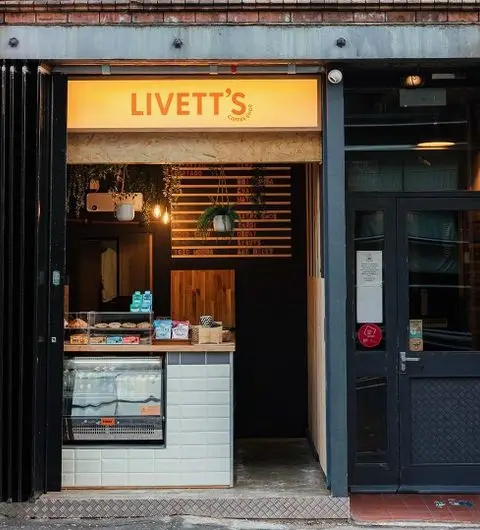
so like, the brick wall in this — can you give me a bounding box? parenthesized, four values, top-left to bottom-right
(1, 0, 480, 25)
(2, 9, 480, 24)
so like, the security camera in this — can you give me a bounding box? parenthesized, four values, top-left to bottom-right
(327, 69, 343, 85)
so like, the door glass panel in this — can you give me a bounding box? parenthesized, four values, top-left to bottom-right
(356, 376, 388, 463)
(354, 211, 385, 351)
(408, 210, 480, 351)
(347, 151, 464, 192)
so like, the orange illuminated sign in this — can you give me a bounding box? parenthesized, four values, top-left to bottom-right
(67, 78, 320, 131)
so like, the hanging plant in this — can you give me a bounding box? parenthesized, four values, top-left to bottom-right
(250, 165, 266, 219)
(197, 204, 239, 238)
(67, 164, 118, 218)
(109, 167, 137, 222)
(197, 166, 239, 238)
(162, 164, 182, 214)
(109, 165, 161, 225)
(68, 164, 163, 225)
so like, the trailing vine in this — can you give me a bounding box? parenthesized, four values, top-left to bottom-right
(250, 165, 266, 219)
(67, 164, 165, 225)
(162, 164, 182, 214)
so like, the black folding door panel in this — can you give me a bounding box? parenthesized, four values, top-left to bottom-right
(0, 61, 67, 502)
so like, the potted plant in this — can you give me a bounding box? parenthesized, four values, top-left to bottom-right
(197, 166, 239, 237)
(197, 203, 239, 237)
(111, 191, 137, 221)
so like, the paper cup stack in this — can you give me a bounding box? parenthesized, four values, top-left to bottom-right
(200, 315, 214, 328)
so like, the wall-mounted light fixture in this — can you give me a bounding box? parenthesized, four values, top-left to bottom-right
(403, 75, 424, 88)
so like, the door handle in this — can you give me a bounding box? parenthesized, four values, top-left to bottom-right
(399, 351, 421, 373)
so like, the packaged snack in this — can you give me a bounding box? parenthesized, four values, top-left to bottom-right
(172, 320, 189, 340)
(122, 336, 140, 345)
(106, 336, 122, 345)
(154, 319, 172, 340)
(70, 334, 88, 345)
(89, 335, 107, 345)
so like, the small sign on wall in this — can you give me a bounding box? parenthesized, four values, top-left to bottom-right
(356, 250, 383, 323)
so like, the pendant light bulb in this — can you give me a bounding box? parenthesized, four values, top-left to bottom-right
(162, 210, 169, 224)
(153, 204, 162, 219)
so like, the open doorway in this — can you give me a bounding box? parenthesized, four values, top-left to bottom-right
(64, 162, 325, 492)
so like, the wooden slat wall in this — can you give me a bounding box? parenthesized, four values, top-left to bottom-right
(171, 270, 235, 327)
(306, 163, 327, 474)
(172, 165, 292, 259)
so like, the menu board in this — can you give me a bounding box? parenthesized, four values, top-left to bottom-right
(171, 165, 292, 259)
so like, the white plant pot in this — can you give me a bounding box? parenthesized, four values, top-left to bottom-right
(115, 203, 135, 222)
(213, 215, 232, 233)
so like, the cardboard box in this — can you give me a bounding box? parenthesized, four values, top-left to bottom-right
(191, 323, 223, 344)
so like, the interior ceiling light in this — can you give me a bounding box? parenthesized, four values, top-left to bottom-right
(403, 75, 424, 88)
(152, 204, 162, 219)
(417, 141, 455, 149)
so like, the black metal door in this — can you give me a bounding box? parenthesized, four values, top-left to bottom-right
(348, 197, 400, 491)
(397, 198, 480, 492)
(0, 61, 67, 501)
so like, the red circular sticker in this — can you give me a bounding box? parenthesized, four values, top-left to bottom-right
(357, 324, 382, 348)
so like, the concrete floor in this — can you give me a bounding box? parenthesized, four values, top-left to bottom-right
(235, 439, 328, 495)
(0, 439, 344, 520)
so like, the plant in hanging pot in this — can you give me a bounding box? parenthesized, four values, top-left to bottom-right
(111, 191, 137, 221)
(110, 166, 137, 222)
(197, 166, 240, 238)
(197, 203, 239, 237)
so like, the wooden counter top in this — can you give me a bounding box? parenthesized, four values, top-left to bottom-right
(64, 342, 235, 353)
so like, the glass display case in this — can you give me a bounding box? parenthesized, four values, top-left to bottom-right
(63, 356, 165, 444)
(65, 312, 153, 346)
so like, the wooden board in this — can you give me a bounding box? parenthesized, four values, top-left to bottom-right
(171, 270, 235, 328)
(171, 165, 291, 259)
(67, 132, 322, 165)
(64, 343, 235, 352)
(305, 163, 327, 473)
(119, 233, 152, 296)
(171, 165, 292, 259)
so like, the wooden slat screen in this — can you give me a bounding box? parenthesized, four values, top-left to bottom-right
(171, 164, 292, 259)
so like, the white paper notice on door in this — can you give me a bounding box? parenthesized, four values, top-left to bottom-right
(356, 250, 383, 323)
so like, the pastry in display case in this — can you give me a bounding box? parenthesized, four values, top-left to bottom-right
(64, 312, 153, 346)
(63, 356, 165, 443)
(64, 312, 89, 345)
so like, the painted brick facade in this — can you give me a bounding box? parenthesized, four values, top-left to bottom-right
(1, 0, 480, 25)
(2, 9, 480, 24)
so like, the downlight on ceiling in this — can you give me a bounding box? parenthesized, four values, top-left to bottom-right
(403, 75, 424, 88)
(417, 141, 455, 149)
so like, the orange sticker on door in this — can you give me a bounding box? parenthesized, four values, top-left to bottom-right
(100, 418, 115, 426)
(141, 405, 161, 416)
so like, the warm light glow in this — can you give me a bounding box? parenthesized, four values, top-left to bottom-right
(162, 210, 169, 224)
(153, 204, 162, 219)
(417, 141, 455, 149)
(403, 75, 424, 88)
(67, 79, 320, 131)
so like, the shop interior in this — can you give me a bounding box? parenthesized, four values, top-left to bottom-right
(64, 161, 326, 491)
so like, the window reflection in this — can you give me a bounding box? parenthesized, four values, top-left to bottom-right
(356, 376, 388, 463)
(409, 210, 480, 351)
(354, 211, 385, 351)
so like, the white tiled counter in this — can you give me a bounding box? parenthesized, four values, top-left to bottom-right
(62, 347, 234, 489)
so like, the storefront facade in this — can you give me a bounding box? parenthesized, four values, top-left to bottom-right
(2, 7, 480, 511)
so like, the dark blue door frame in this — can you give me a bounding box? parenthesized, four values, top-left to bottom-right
(323, 73, 349, 497)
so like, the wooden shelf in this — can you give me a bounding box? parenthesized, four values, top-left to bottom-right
(64, 342, 236, 353)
